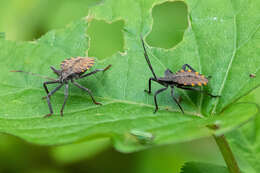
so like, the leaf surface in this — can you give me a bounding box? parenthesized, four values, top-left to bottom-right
(0, 0, 260, 152)
(227, 87, 260, 173)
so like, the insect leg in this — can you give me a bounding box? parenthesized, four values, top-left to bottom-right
(44, 83, 64, 118)
(177, 86, 220, 97)
(72, 81, 102, 105)
(144, 77, 157, 94)
(79, 65, 112, 79)
(43, 80, 60, 99)
(170, 86, 184, 114)
(153, 87, 168, 113)
(50, 66, 61, 76)
(182, 64, 196, 72)
(60, 83, 69, 116)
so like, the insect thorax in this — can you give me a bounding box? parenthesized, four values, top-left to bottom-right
(60, 69, 79, 81)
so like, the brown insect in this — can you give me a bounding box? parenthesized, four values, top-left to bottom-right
(250, 73, 256, 78)
(141, 36, 219, 113)
(12, 57, 111, 117)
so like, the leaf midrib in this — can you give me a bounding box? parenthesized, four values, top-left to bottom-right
(211, 14, 237, 115)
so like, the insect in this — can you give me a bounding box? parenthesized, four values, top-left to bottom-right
(250, 73, 256, 78)
(12, 57, 111, 117)
(129, 129, 154, 145)
(140, 36, 219, 113)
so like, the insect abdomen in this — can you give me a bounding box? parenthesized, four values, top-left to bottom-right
(60, 57, 95, 74)
(174, 70, 208, 86)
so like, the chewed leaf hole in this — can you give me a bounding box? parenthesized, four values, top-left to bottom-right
(146, 1, 188, 49)
(87, 19, 125, 60)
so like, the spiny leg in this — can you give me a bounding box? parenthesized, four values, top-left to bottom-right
(60, 83, 69, 116)
(44, 83, 64, 118)
(72, 81, 101, 105)
(177, 86, 220, 97)
(170, 86, 184, 114)
(153, 87, 168, 113)
(144, 77, 157, 94)
(80, 65, 111, 79)
(43, 80, 60, 99)
(50, 66, 61, 76)
(182, 64, 196, 72)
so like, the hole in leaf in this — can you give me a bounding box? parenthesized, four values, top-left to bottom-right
(146, 1, 188, 49)
(87, 19, 125, 60)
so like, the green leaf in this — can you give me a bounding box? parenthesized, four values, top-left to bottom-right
(0, 0, 260, 153)
(180, 162, 229, 173)
(226, 87, 260, 173)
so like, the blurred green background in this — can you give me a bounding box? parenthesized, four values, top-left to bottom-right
(0, 0, 224, 172)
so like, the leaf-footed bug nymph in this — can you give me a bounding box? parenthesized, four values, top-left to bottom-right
(12, 57, 111, 117)
(140, 36, 219, 114)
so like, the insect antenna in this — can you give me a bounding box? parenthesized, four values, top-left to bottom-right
(140, 36, 157, 80)
(10, 70, 56, 80)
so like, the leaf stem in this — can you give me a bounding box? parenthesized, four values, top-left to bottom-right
(213, 135, 241, 173)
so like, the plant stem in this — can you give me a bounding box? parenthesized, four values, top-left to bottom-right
(213, 135, 241, 173)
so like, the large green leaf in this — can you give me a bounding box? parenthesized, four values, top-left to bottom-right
(0, 0, 260, 152)
(226, 87, 260, 173)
